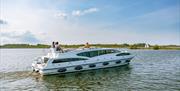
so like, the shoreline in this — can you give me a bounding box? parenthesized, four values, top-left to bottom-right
(0, 44, 180, 50)
(0, 47, 180, 50)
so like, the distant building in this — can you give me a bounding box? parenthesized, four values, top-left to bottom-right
(145, 44, 150, 48)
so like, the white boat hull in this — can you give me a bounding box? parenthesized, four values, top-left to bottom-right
(38, 58, 132, 75)
(32, 48, 135, 75)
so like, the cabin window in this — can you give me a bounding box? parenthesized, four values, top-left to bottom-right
(98, 50, 106, 56)
(105, 50, 113, 54)
(126, 60, 130, 62)
(89, 51, 99, 57)
(77, 49, 120, 57)
(116, 60, 121, 64)
(77, 52, 90, 57)
(116, 53, 130, 56)
(77, 51, 99, 57)
(103, 62, 109, 66)
(58, 67, 67, 72)
(106, 49, 120, 54)
(89, 64, 96, 68)
(52, 58, 87, 63)
(75, 65, 83, 70)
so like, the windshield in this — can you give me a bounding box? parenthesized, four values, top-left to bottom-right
(44, 57, 49, 63)
(34, 57, 49, 64)
(34, 57, 42, 64)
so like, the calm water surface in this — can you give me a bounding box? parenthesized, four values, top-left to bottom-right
(0, 49, 180, 91)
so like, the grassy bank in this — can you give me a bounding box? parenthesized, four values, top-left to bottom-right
(0, 43, 180, 50)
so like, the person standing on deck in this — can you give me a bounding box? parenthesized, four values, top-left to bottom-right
(84, 42, 90, 48)
(51, 41, 55, 48)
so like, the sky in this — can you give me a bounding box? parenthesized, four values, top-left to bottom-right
(0, 0, 180, 45)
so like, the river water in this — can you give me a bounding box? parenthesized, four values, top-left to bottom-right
(0, 49, 180, 91)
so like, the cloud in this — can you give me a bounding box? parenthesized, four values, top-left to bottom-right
(1, 0, 179, 45)
(0, 31, 40, 44)
(54, 8, 99, 18)
(72, 8, 99, 16)
(0, 19, 7, 24)
(55, 12, 68, 19)
(20, 31, 40, 43)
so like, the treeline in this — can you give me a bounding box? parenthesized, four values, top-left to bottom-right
(0, 43, 180, 50)
(0, 44, 50, 48)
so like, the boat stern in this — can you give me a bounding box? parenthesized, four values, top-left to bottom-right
(32, 57, 49, 73)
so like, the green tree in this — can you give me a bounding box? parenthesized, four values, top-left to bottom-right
(130, 45, 138, 49)
(153, 45, 160, 50)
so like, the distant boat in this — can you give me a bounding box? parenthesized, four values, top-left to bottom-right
(32, 48, 135, 75)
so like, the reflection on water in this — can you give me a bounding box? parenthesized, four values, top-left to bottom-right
(0, 65, 132, 91)
(0, 49, 180, 91)
(41, 66, 131, 91)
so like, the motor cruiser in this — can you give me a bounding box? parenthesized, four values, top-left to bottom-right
(32, 48, 135, 75)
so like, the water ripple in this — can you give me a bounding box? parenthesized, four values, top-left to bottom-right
(0, 49, 180, 91)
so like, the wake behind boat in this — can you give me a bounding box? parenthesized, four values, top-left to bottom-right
(32, 47, 135, 75)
